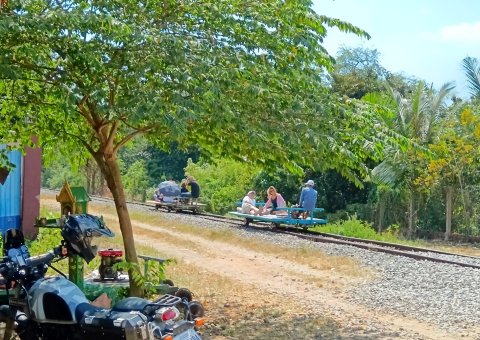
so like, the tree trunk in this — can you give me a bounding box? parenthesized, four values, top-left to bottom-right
(445, 185, 453, 241)
(85, 161, 92, 194)
(407, 190, 416, 238)
(94, 152, 143, 297)
(91, 169, 97, 194)
(376, 194, 386, 233)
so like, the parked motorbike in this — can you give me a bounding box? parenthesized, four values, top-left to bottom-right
(0, 214, 203, 340)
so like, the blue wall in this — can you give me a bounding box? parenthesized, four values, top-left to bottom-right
(0, 149, 22, 231)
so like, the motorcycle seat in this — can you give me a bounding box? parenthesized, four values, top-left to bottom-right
(111, 297, 150, 312)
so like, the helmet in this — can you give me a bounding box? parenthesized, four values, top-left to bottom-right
(61, 214, 114, 263)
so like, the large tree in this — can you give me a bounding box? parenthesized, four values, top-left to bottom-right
(331, 47, 387, 98)
(1, 0, 395, 295)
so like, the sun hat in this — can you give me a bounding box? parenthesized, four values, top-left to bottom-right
(248, 190, 256, 195)
(305, 180, 315, 186)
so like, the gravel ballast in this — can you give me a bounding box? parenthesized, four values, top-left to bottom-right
(138, 206, 480, 332)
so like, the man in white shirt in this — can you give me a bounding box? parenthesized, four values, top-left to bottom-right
(241, 191, 260, 215)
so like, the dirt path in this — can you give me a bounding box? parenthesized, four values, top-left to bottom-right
(41, 197, 473, 339)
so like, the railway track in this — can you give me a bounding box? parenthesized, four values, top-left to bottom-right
(42, 188, 480, 270)
(203, 212, 480, 270)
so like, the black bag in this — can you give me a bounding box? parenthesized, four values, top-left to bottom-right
(79, 310, 149, 340)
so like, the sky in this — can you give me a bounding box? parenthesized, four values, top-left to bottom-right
(312, 0, 480, 99)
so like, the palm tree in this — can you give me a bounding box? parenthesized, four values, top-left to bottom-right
(372, 81, 454, 237)
(462, 56, 480, 99)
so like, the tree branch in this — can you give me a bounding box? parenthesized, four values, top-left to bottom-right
(105, 120, 119, 152)
(0, 77, 57, 85)
(9, 59, 62, 73)
(0, 96, 57, 106)
(77, 95, 96, 127)
(113, 127, 151, 154)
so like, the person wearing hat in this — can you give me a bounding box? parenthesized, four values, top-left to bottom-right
(241, 190, 260, 215)
(299, 180, 318, 219)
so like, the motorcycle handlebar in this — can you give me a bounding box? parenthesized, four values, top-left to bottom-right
(0, 245, 64, 279)
(25, 251, 55, 268)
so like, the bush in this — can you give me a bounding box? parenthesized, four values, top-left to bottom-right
(123, 160, 150, 201)
(184, 158, 262, 214)
(317, 215, 379, 239)
(316, 215, 407, 243)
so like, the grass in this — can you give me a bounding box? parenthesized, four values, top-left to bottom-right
(312, 215, 480, 256)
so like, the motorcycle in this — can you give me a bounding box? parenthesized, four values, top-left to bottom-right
(0, 214, 203, 340)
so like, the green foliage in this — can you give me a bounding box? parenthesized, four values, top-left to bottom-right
(26, 227, 69, 274)
(414, 105, 480, 234)
(26, 227, 63, 254)
(119, 141, 200, 186)
(331, 47, 386, 99)
(462, 56, 480, 99)
(317, 215, 378, 238)
(142, 258, 176, 297)
(143, 144, 200, 185)
(0, 0, 393, 187)
(369, 80, 455, 234)
(115, 260, 144, 290)
(330, 47, 418, 100)
(316, 215, 402, 243)
(42, 158, 86, 189)
(185, 158, 261, 213)
(123, 160, 149, 201)
(113, 258, 175, 297)
(145, 186, 157, 201)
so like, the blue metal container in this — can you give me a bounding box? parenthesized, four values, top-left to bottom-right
(0, 149, 22, 231)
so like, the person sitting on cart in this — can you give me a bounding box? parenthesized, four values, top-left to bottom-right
(299, 179, 318, 219)
(153, 188, 163, 202)
(180, 181, 191, 203)
(187, 176, 200, 205)
(260, 186, 286, 215)
(241, 191, 260, 215)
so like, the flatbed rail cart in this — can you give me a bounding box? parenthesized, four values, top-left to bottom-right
(146, 198, 206, 214)
(229, 207, 327, 229)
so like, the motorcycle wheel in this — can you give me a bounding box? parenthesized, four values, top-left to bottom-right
(174, 287, 193, 302)
(162, 279, 174, 286)
(188, 301, 205, 319)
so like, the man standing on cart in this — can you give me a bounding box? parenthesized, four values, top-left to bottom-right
(187, 176, 200, 205)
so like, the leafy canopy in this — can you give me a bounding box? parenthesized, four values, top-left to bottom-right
(0, 0, 396, 186)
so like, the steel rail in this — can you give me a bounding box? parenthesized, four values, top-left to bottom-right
(273, 229, 480, 270)
(41, 188, 480, 269)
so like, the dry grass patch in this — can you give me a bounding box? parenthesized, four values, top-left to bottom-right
(161, 260, 342, 339)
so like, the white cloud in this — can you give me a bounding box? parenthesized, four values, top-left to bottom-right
(439, 22, 480, 43)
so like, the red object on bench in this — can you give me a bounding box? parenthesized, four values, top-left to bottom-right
(98, 249, 123, 257)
